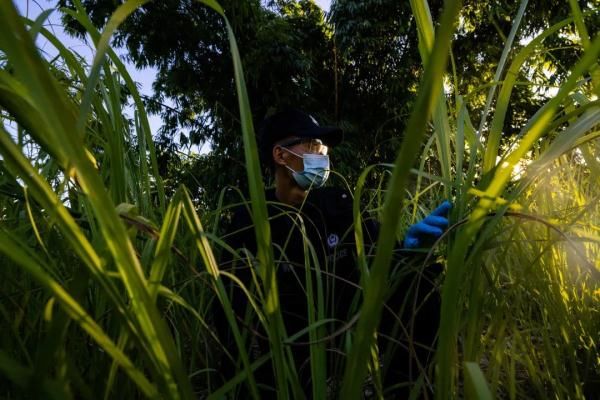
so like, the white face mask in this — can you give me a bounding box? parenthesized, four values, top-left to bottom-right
(281, 147, 330, 189)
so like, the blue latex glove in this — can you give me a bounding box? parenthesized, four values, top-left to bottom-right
(404, 201, 452, 249)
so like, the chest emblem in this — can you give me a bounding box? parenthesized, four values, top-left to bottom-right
(327, 233, 340, 248)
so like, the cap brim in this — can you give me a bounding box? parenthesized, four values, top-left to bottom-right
(300, 126, 343, 147)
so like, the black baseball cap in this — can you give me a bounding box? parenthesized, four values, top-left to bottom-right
(258, 109, 343, 164)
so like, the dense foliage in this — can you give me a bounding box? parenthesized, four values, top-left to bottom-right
(57, 0, 599, 207)
(0, 0, 599, 399)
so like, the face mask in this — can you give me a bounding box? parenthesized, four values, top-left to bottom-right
(281, 147, 330, 190)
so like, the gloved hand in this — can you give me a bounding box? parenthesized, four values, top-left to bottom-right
(403, 201, 452, 249)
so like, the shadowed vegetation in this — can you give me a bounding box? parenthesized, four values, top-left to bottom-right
(0, 0, 599, 398)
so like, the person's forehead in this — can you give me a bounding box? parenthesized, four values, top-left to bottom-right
(276, 136, 324, 144)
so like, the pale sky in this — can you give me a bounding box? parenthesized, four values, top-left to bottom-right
(314, 0, 331, 11)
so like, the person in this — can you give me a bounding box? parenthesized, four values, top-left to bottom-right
(219, 108, 451, 398)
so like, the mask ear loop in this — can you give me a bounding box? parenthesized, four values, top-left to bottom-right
(279, 146, 304, 159)
(275, 145, 304, 177)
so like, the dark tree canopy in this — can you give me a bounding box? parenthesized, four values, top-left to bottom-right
(58, 0, 598, 207)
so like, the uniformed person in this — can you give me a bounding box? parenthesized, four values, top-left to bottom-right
(220, 108, 450, 398)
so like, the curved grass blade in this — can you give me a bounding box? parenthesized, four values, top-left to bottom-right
(464, 362, 493, 400)
(476, 0, 529, 140)
(148, 191, 184, 301)
(482, 16, 574, 174)
(74, 0, 149, 135)
(63, 2, 165, 213)
(193, 0, 290, 396)
(27, 8, 54, 43)
(0, 2, 192, 397)
(22, 20, 88, 87)
(179, 187, 260, 399)
(409, 0, 452, 198)
(340, 0, 463, 397)
(568, 0, 600, 91)
(438, 32, 600, 399)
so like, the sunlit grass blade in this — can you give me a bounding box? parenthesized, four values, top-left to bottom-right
(63, 0, 165, 214)
(194, 0, 291, 396)
(340, 0, 463, 397)
(482, 16, 574, 174)
(438, 32, 600, 399)
(410, 0, 452, 199)
(148, 193, 184, 300)
(526, 108, 600, 175)
(568, 0, 600, 91)
(0, 1, 192, 397)
(476, 0, 529, 140)
(178, 186, 261, 399)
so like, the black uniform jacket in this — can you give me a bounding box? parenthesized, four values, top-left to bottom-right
(222, 186, 379, 336)
(220, 187, 441, 388)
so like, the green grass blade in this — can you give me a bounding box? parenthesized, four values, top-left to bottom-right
(0, 71, 70, 167)
(527, 108, 600, 173)
(1, 2, 192, 397)
(194, 1, 290, 396)
(568, 0, 599, 91)
(477, 0, 529, 139)
(179, 187, 260, 399)
(340, 0, 463, 397)
(568, 0, 591, 49)
(482, 17, 574, 174)
(22, 20, 88, 87)
(207, 355, 272, 400)
(409, 0, 434, 55)
(224, 20, 289, 398)
(63, 2, 165, 213)
(464, 362, 493, 400)
(0, 3, 79, 153)
(148, 192, 184, 301)
(157, 285, 235, 361)
(410, 0, 453, 198)
(74, 0, 149, 135)
(103, 330, 131, 400)
(27, 8, 54, 42)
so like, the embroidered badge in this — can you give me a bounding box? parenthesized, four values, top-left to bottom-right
(327, 233, 339, 248)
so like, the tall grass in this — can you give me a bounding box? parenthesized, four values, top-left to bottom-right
(0, 0, 192, 397)
(0, 0, 598, 399)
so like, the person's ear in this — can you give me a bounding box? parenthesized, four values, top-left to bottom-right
(272, 146, 287, 167)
